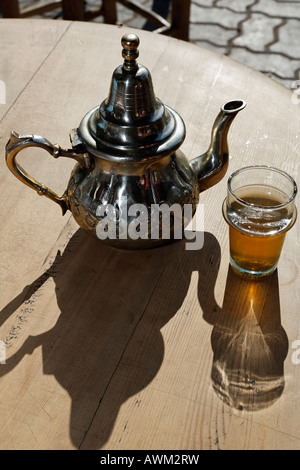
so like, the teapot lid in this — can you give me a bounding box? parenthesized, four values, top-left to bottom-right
(77, 34, 185, 161)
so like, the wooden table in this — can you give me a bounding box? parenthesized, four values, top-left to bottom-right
(0, 19, 299, 451)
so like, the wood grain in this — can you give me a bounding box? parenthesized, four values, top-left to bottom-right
(0, 19, 299, 450)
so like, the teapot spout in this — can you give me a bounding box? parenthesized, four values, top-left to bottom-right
(191, 100, 246, 192)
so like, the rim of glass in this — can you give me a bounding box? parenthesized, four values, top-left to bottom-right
(228, 165, 298, 209)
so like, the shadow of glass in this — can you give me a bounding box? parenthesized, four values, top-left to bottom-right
(202, 266, 289, 412)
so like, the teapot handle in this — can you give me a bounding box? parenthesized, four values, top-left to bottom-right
(5, 132, 89, 215)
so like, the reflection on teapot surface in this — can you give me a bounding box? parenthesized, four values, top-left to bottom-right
(5, 33, 246, 249)
(209, 267, 288, 411)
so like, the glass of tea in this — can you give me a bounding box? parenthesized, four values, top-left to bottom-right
(223, 166, 297, 279)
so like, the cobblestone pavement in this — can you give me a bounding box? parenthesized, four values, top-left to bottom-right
(13, 0, 300, 89)
(189, 0, 300, 89)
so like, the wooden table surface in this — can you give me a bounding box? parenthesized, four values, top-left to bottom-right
(0, 18, 300, 451)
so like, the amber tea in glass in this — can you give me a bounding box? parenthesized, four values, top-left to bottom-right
(223, 166, 297, 278)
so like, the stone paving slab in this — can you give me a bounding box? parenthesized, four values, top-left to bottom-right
(191, 3, 246, 28)
(270, 19, 300, 59)
(253, 0, 300, 18)
(189, 21, 235, 46)
(231, 13, 282, 52)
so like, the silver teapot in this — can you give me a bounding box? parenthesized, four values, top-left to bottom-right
(5, 34, 246, 249)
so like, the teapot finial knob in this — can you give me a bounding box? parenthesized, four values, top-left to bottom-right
(121, 33, 140, 71)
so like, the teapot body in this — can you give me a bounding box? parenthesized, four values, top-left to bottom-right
(5, 33, 246, 251)
(67, 149, 199, 249)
